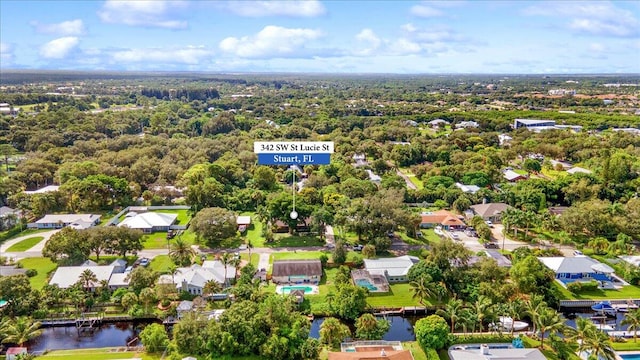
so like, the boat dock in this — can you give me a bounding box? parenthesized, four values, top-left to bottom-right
(373, 306, 430, 316)
(560, 299, 640, 310)
(607, 330, 640, 338)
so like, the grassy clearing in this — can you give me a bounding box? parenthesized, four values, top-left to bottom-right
(404, 342, 429, 360)
(366, 283, 427, 308)
(37, 348, 161, 360)
(6, 236, 44, 251)
(17, 257, 57, 289)
(141, 232, 170, 249)
(553, 281, 640, 300)
(266, 234, 325, 248)
(155, 209, 192, 225)
(149, 254, 174, 273)
(242, 212, 266, 248)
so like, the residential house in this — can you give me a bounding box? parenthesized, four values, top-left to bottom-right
(31, 214, 101, 229)
(333, 341, 413, 360)
(420, 210, 466, 230)
(49, 265, 121, 291)
(503, 170, 526, 182)
(455, 121, 479, 129)
(0, 206, 19, 228)
(176, 300, 194, 319)
(428, 119, 448, 128)
(455, 182, 481, 194)
(237, 215, 251, 232)
(272, 217, 311, 233)
(514, 119, 556, 129)
(110, 259, 128, 273)
(363, 255, 419, 283)
(538, 256, 617, 288)
(352, 153, 368, 167)
(271, 259, 322, 284)
(469, 202, 510, 223)
(157, 261, 236, 296)
(365, 169, 381, 184)
(550, 160, 573, 170)
(498, 134, 512, 146)
(449, 345, 545, 360)
(468, 250, 512, 268)
(118, 211, 177, 233)
(23, 185, 60, 195)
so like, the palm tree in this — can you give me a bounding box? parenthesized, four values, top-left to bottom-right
(170, 238, 195, 266)
(409, 276, 433, 305)
(1, 317, 43, 346)
(247, 239, 254, 260)
(506, 299, 525, 336)
(580, 328, 616, 360)
(525, 294, 547, 334)
(473, 295, 493, 333)
(220, 252, 232, 287)
(622, 308, 640, 342)
(437, 298, 465, 333)
(203, 280, 222, 298)
(78, 269, 98, 291)
(459, 309, 478, 334)
(536, 307, 566, 349)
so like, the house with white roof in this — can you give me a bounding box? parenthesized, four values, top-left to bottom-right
(118, 211, 177, 233)
(503, 170, 526, 182)
(32, 214, 101, 229)
(538, 256, 619, 288)
(455, 182, 481, 194)
(449, 345, 545, 360)
(157, 261, 236, 296)
(365, 169, 381, 184)
(363, 255, 420, 283)
(49, 265, 122, 291)
(23, 185, 60, 195)
(237, 215, 251, 232)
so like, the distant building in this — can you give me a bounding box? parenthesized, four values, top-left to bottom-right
(548, 89, 576, 96)
(428, 119, 448, 128)
(469, 202, 510, 223)
(363, 255, 419, 283)
(23, 185, 60, 195)
(514, 119, 556, 129)
(365, 169, 381, 184)
(455, 182, 481, 194)
(498, 134, 512, 146)
(420, 210, 466, 230)
(503, 170, 526, 182)
(566, 167, 592, 175)
(455, 121, 479, 129)
(449, 345, 545, 360)
(613, 128, 640, 136)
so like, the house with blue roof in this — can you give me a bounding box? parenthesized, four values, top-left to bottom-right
(538, 256, 619, 288)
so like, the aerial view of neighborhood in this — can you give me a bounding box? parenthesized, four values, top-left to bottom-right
(0, 1, 639, 360)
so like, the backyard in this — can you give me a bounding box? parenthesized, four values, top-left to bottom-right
(17, 257, 57, 289)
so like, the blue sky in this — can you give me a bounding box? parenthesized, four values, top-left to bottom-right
(1, 0, 638, 73)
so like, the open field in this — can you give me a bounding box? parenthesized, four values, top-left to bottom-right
(6, 236, 44, 251)
(17, 257, 57, 289)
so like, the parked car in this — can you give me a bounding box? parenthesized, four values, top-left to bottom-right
(353, 244, 363, 251)
(416, 231, 423, 238)
(485, 220, 494, 228)
(139, 258, 150, 267)
(450, 233, 460, 241)
(573, 250, 584, 256)
(484, 242, 499, 249)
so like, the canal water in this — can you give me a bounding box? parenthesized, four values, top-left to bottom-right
(26, 311, 632, 351)
(28, 322, 144, 352)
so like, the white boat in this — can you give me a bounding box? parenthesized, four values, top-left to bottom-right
(590, 321, 615, 331)
(612, 303, 639, 312)
(491, 316, 529, 331)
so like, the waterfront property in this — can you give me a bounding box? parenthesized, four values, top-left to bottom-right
(49, 259, 130, 290)
(30, 213, 101, 229)
(538, 256, 624, 289)
(271, 259, 322, 284)
(351, 269, 390, 293)
(330, 340, 413, 360)
(117, 211, 177, 233)
(363, 256, 419, 283)
(449, 344, 545, 360)
(157, 261, 236, 295)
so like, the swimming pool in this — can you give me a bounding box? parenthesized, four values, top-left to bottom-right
(355, 279, 378, 291)
(276, 285, 319, 295)
(619, 354, 640, 360)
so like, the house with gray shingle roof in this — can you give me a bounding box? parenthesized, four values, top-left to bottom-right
(469, 203, 510, 223)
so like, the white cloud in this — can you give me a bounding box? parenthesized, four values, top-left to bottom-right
(31, 19, 85, 35)
(410, 4, 443, 18)
(219, 26, 323, 58)
(223, 1, 325, 17)
(523, 1, 639, 38)
(98, 0, 188, 29)
(40, 37, 80, 59)
(0, 42, 14, 64)
(354, 28, 381, 56)
(111, 45, 213, 64)
(588, 43, 606, 52)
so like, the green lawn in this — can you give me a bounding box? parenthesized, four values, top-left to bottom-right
(612, 342, 640, 351)
(271, 250, 361, 263)
(366, 283, 427, 308)
(241, 252, 260, 267)
(155, 209, 192, 225)
(1, 228, 50, 242)
(242, 213, 266, 248)
(17, 257, 57, 289)
(266, 234, 325, 248)
(37, 348, 161, 360)
(6, 236, 44, 251)
(403, 342, 429, 360)
(149, 254, 174, 273)
(553, 281, 640, 300)
(142, 232, 171, 249)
